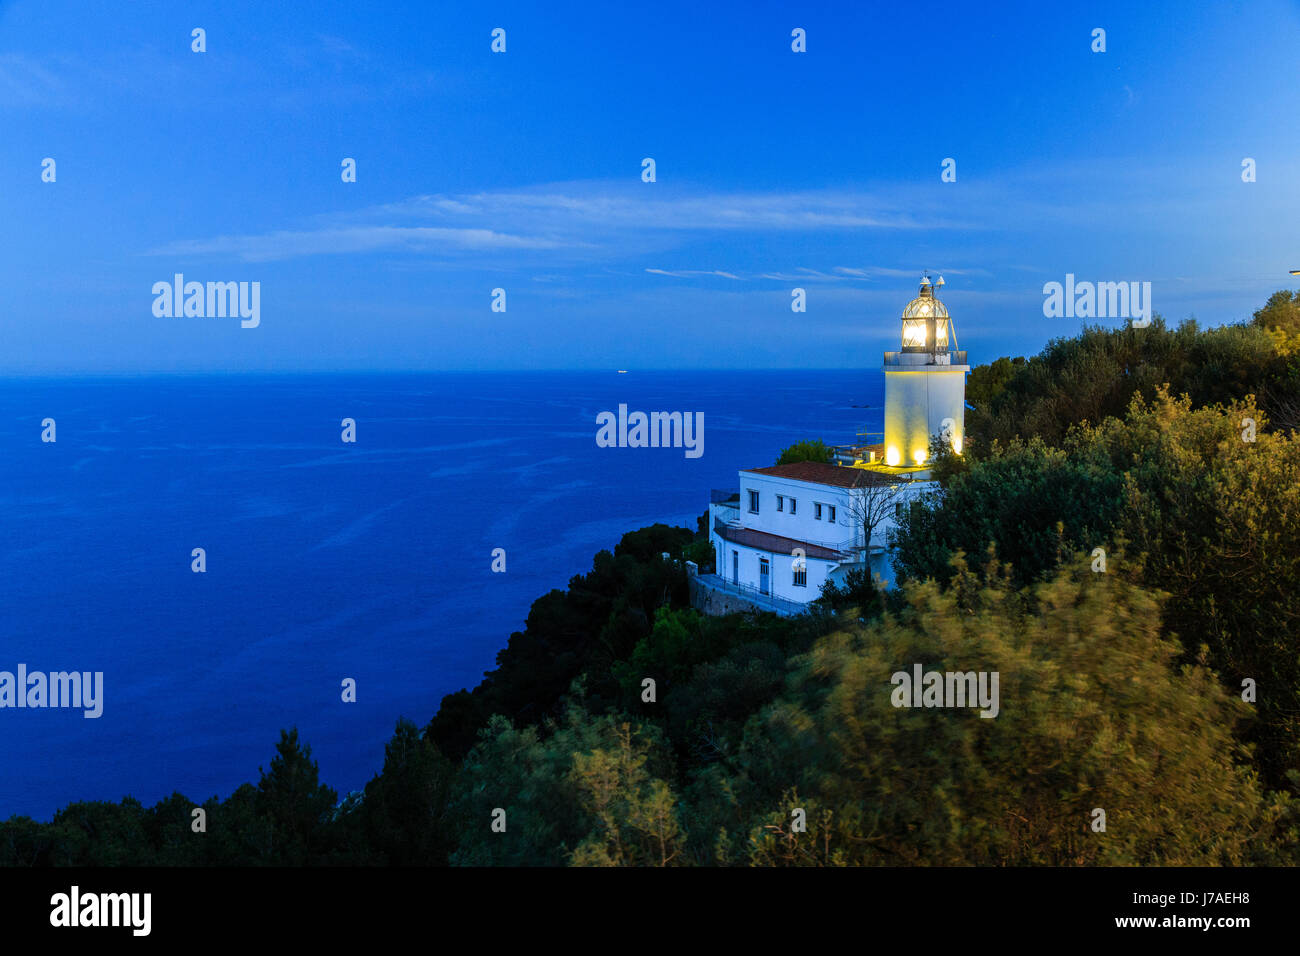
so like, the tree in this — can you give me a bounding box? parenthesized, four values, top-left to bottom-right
(568, 721, 686, 867)
(892, 386, 1300, 792)
(892, 435, 1121, 589)
(815, 566, 884, 615)
(725, 557, 1291, 865)
(1082, 390, 1300, 788)
(1252, 288, 1300, 337)
(964, 317, 1288, 452)
(775, 439, 833, 465)
(358, 718, 456, 865)
(39, 799, 150, 866)
(447, 704, 682, 867)
(966, 355, 1027, 411)
(425, 523, 694, 761)
(255, 728, 338, 864)
(838, 471, 910, 555)
(613, 606, 715, 700)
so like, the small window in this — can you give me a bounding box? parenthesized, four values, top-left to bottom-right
(895, 502, 904, 519)
(828, 505, 836, 522)
(748, 490, 760, 513)
(793, 567, 807, 587)
(777, 495, 784, 512)
(814, 503, 823, 520)
(789, 498, 797, 515)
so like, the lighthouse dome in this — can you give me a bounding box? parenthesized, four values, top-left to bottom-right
(901, 282, 949, 320)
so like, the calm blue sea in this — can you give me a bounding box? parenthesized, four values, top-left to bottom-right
(0, 371, 883, 820)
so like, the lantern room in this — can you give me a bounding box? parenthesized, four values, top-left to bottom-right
(900, 274, 951, 353)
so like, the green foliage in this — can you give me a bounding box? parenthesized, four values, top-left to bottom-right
(1084, 391, 1300, 787)
(1252, 289, 1300, 337)
(816, 566, 885, 616)
(966, 355, 1026, 411)
(965, 318, 1291, 453)
(682, 538, 714, 570)
(446, 705, 682, 866)
(354, 718, 455, 865)
(894, 387, 1300, 791)
(568, 722, 686, 866)
(724, 559, 1289, 865)
(775, 439, 833, 465)
(613, 607, 711, 697)
(925, 432, 971, 484)
(425, 523, 694, 760)
(893, 436, 1122, 589)
(665, 640, 790, 766)
(255, 728, 339, 865)
(44, 799, 150, 866)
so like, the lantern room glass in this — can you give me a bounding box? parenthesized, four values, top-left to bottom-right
(901, 318, 928, 349)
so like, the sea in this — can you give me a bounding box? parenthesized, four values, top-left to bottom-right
(0, 370, 884, 820)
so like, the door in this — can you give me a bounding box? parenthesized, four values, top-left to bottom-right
(732, 550, 739, 585)
(759, 557, 770, 595)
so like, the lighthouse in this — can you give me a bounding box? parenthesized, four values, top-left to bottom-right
(690, 273, 974, 614)
(881, 274, 968, 471)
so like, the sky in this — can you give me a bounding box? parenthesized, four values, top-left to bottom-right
(2, 0, 1298, 373)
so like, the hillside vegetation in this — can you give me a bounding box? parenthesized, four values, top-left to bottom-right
(6, 292, 1300, 866)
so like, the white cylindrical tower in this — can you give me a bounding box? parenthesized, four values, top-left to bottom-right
(882, 275, 968, 468)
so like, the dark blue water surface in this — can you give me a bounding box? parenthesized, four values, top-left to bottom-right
(0, 371, 883, 819)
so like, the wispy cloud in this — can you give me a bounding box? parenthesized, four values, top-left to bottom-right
(0, 52, 69, 107)
(148, 183, 954, 264)
(147, 226, 574, 262)
(645, 268, 743, 280)
(832, 266, 987, 279)
(380, 186, 938, 233)
(0, 34, 442, 113)
(141, 156, 1300, 273)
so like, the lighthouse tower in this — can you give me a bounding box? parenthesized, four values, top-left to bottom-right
(881, 274, 968, 470)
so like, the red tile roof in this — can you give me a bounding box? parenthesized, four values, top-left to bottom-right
(742, 461, 898, 489)
(713, 522, 847, 561)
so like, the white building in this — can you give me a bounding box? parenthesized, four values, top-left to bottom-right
(693, 274, 968, 614)
(707, 462, 928, 607)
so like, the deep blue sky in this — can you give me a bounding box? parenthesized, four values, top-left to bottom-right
(2, 0, 1298, 373)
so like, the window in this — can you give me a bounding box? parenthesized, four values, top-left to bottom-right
(748, 490, 759, 513)
(814, 503, 823, 520)
(895, 502, 904, 519)
(793, 567, 807, 588)
(789, 498, 797, 515)
(828, 505, 836, 522)
(777, 495, 784, 512)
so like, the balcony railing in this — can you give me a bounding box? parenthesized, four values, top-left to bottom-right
(883, 350, 967, 366)
(692, 570, 812, 617)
